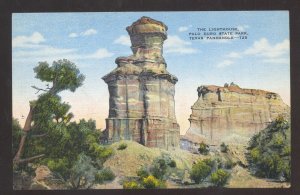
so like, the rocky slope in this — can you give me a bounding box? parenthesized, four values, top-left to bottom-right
(15, 140, 289, 189)
(94, 140, 203, 189)
(185, 83, 290, 145)
(97, 141, 289, 189)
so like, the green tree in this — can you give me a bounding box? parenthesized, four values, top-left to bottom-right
(13, 59, 85, 165)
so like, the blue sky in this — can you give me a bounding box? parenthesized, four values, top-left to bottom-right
(12, 11, 290, 134)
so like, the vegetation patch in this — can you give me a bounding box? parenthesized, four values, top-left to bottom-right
(95, 168, 115, 184)
(123, 180, 142, 189)
(190, 159, 213, 183)
(117, 143, 128, 150)
(247, 116, 291, 181)
(211, 169, 230, 187)
(220, 142, 229, 153)
(198, 142, 209, 155)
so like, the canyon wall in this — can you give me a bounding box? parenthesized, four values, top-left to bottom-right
(184, 83, 290, 145)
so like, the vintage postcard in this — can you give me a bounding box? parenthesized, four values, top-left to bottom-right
(12, 11, 290, 189)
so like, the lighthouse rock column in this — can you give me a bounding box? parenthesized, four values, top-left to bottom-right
(102, 16, 180, 149)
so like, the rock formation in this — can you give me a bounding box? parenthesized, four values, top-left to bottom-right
(184, 83, 290, 145)
(102, 16, 180, 149)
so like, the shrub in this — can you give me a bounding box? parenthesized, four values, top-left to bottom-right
(249, 147, 260, 163)
(198, 142, 209, 155)
(12, 118, 23, 157)
(69, 153, 97, 189)
(202, 158, 214, 168)
(247, 116, 291, 181)
(283, 162, 291, 181)
(137, 167, 149, 179)
(211, 169, 230, 187)
(46, 157, 71, 180)
(117, 143, 127, 150)
(95, 168, 115, 183)
(88, 142, 113, 161)
(150, 158, 167, 179)
(224, 158, 235, 169)
(190, 160, 212, 183)
(168, 160, 177, 168)
(123, 180, 142, 189)
(220, 142, 228, 153)
(142, 175, 164, 189)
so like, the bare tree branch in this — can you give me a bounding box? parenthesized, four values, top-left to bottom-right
(30, 133, 48, 138)
(31, 86, 49, 94)
(17, 154, 45, 164)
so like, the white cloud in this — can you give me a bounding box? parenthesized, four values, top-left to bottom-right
(69, 33, 78, 38)
(178, 25, 192, 32)
(69, 28, 98, 38)
(244, 38, 289, 58)
(216, 60, 234, 68)
(237, 25, 249, 31)
(113, 35, 131, 46)
(13, 46, 76, 59)
(12, 32, 45, 48)
(84, 48, 114, 59)
(13, 45, 114, 63)
(81, 29, 97, 36)
(263, 58, 290, 64)
(226, 52, 241, 58)
(221, 38, 290, 67)
(164, 35, 198, 54)
(178, 26, 188, 32)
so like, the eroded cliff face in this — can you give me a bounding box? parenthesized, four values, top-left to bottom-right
(102, 16, 180, 149)
(185, 83, 290, 145)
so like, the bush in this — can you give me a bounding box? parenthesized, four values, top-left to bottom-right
(142, 175, 165, 189)
(190, 160, 212, 183)
(95, 167, 115, 183)
(12, 118, 23, 157)
(198, 142, 209, 155)
(224, 158, 235, 169)
(202, 158, 214, 168)
(117, 143, 127, 150)
(69, 153, 97, 189)
(283, 162, 291, 181)
(247, 116, 291, 181)
(123, 181, 142, 189)
(220, 142, 228, 153)
(211, 169, 230, 187)
(168, 160, 177, 168)
(46, 157, 71, 180)
(137, 167, 149, 179)
(150, 158, 167, 179)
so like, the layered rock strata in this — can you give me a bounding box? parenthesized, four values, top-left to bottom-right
(102, 17, 180, 149)
(184, 83, 290, 145)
